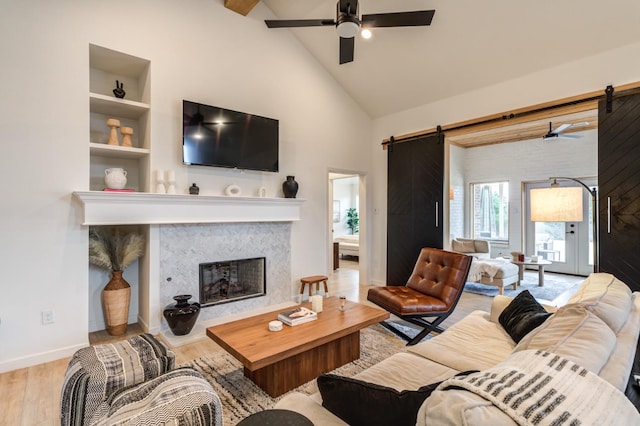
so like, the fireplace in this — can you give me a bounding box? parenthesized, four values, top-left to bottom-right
(199, 257, 266, 307)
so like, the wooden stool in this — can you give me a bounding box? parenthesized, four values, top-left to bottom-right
(300, 275, 329, 297)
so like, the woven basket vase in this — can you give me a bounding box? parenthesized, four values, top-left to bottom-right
(102, 270, 131, 335)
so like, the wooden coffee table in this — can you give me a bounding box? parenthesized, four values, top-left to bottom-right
(206, 297, 389, 397)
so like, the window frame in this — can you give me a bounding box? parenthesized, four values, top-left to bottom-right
(470, 180, 510, 243)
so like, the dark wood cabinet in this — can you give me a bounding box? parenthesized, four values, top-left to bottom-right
(598, 93, 640, 293)
(387, 135, 443, 285)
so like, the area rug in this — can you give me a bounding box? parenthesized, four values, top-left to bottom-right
(184, 323, 407, 425)
(464, 271, 583, 302)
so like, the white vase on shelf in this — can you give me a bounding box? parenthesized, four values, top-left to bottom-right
(104, 168, 127, 189)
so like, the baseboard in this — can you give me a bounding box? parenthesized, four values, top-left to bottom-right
(0, 342, 87, 374)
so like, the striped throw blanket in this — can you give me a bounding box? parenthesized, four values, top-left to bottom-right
(439, 349, 639, 425)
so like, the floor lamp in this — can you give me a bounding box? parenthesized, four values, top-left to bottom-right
(529, 177, 598, 273)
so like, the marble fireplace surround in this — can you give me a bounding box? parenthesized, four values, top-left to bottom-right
(74, 191, 304, 344)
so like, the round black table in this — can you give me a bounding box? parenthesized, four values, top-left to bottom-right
(237, 409, 313, 426)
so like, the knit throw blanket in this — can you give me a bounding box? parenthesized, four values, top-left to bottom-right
(468, 258, 510, 281)
(439, 350, 639, 425)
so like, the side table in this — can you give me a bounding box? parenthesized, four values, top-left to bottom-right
(237, 409, 313, 426)
(511, 259, 552, 286)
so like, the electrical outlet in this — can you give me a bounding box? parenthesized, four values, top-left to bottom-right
(41, 309, 55, 325)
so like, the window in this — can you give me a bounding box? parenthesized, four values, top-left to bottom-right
(472, 181, 509, 242)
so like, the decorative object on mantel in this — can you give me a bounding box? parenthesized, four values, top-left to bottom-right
(104, 168, 127, 190)
(89, 226, 144, 335)
(166, 170, 176, 194)
(113, 80, 125, 99)
(163, 294, 201, 336)
(106, 118, 121, 146)
(189, 183, 200, 195)
(282, 175, 299, 198)
(259, 187, 267, 198)
(120, 126, 133, 147)
(156, 169, 166, 194)
(225, 184, 241, 196)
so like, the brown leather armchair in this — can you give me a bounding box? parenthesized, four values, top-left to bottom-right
(367, 247, 472, 345)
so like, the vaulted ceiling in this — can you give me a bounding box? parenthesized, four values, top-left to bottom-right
(229, 0, 640, 122)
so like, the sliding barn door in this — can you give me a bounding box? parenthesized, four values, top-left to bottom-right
(598, 92, 640, 292)
(387, 135, 443, 285)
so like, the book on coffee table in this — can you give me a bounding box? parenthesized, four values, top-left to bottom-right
(278, 306, 317, 326)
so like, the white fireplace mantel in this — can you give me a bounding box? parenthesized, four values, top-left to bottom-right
(73, 191, 304, 225)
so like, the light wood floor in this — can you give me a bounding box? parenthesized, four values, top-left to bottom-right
(0, 259, 579, 425)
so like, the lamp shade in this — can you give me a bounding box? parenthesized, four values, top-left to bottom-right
(530, 187, 583, 222)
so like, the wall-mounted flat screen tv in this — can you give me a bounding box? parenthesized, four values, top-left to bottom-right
(182, 100, 279, 172)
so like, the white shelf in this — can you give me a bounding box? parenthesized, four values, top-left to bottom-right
(89, 143, 149, 159)
(73, 191, 305, 225)
(90, 93, 149, 119)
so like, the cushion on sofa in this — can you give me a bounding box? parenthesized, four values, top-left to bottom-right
(599, 293, 640, 390)
(408, 311, 515, 372)
(317, 374, 439, 426)
(490, 295, 557, 323)
(452, 239, 476, 253)
(567, 273, 632, 333)
(513, 304, 616, 374)
(498, 290, 552, 343)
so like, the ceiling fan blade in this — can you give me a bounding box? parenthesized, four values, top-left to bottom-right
(553, 123, 572, 134)
(361, 10, 435, 28)
(557, 134, 583, 139)
(265, 19, 335, 28)
(339, 37, 354, 64)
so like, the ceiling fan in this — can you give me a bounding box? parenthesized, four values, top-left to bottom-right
(543, 121, 589, 141)
(264, 0, 435, 64)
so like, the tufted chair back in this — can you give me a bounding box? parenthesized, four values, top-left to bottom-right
(367, 247, 472, 345)
(406, 247, 472, 309)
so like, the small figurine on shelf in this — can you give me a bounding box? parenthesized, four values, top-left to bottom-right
(166, 170, 176, 194)
(120, 127, 133, 147)
(106, 118, 121, 146)
(113, 80, 125, 99)
(189, 183, 199, 195)
(155, 169, 166, 194)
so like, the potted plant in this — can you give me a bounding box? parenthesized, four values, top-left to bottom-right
(89, 226, 144, 335)
(346, 208, 359, 234)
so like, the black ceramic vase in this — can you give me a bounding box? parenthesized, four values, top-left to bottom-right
(163, 295, 201, 336)
(282, 175, 299, 198)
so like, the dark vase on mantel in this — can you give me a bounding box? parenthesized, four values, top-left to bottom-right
(163, 295, 201, 336)
(282, 175, 299, 198)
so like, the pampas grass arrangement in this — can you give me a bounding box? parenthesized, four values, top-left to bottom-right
(89, 227, 144, 271)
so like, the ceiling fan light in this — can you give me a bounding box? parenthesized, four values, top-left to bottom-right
(337, 20, 359, 38)
(360, 28, 372, 39)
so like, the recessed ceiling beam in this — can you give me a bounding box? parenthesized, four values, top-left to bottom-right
(224, 0, 260, 16)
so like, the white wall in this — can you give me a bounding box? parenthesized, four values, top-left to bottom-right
(0, 1, 372, 372)
(369, 41, 640, 285)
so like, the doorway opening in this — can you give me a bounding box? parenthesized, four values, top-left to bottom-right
(524, 179, 596, 276)
(328, 171, 366, 292)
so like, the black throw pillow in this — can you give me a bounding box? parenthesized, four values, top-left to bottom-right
(498, 289, 552, 343)
(317, 374, 439, 426)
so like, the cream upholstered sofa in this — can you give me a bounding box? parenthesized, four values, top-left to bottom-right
(451, 237, 491, 258)
(334, 234, 359, 257)
(275, 273, 640, 425)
